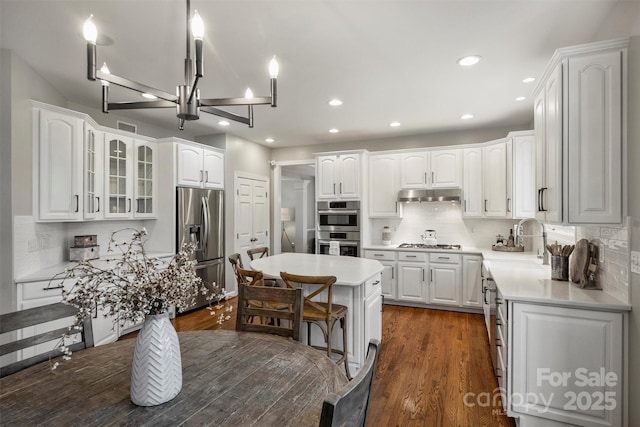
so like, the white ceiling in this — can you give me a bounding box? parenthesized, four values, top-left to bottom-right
(1, 0, 638, 148)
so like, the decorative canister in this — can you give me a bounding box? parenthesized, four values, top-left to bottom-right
(551, 256, 569, 281)
(382, 226, 392, 246)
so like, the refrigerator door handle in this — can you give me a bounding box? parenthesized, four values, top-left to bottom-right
(202, 196, 210, 256)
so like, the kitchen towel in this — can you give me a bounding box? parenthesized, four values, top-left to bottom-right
(329, 241, 340, 256)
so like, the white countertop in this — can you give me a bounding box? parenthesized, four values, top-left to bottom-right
(481, 252, 630, 311)
(363, 244, 484, 255)
(251, 253, 383, 286)
(15, 252, 175, 284)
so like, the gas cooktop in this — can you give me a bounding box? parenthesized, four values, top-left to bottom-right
(398, 243, 462, 250)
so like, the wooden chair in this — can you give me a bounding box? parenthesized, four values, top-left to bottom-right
(247, 246, 269, 261)
(0, 302, 94, 378)
(280, 272, 352, 380)
(318, 339, 380, 427)
(228, 253, 245, 283)
(235, 268, 303, 341)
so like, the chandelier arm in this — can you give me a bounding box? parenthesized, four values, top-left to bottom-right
(107, 100, 177, 110)
(200, 106, 251, 126)
(187, 76, 200, 104)
(96, 70, 178, 102)
(200, 97, 272, 106)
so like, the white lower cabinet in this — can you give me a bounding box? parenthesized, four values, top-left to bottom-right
(397, 252, 428, 303)
(363, 250, 396, 300)
(363, 274, 383, 346)
(462, 255, 482, 308)
(509, 302, 625, 427)
(91, 305, 119, 347)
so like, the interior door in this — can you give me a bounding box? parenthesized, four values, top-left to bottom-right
(235, 175, 270, 266)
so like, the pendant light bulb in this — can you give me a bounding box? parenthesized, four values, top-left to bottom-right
(83, 15, 98, 44)
(269, 56, 279, 78)
(245, 88, 254, 99)
(191, 10, 205, 40)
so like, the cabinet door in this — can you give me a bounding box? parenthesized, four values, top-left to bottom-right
(567, 51, 622, 224)
(337, 153, 360, 199)
(203, 149, 224, 189)
(462, 256, 482, 308)
(176, 145, 204, 187)
(104, 134, 134, 218)
(482, 142, 507, 217)
(397, 263, 427, 303)
(512, 134, 536, 219)
(369, 154, 401, 217)
(134, 141, 156, 218)
(462, 148, 484, 217)
(37, 109, 83, 221)
(534, 90, 547, 221)
(543, 63, 563, 223)
(92, 303, 119, 346)
(364, 289, 383, 345)
(380, 261, 396, 300)
(83, 124, 103, 220)
(316, 155, 338, 199)
(400, 151, 429, 188)
(506, 139, 513, 218)
(428, 264, 460, 306)
(511, 303, 623, 427)
(430, 149, 462, 188)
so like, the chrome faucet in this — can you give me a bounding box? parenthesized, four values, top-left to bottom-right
(516, 218, 549, 265)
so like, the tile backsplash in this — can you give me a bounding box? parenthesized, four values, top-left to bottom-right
(13, 216, 146, 280)
(370, 202, 517, 249)
(575, 218, 630, 304)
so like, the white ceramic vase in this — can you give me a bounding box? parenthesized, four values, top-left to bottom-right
(130, 312, 182, 406)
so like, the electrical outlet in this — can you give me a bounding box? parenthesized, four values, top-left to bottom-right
(27, 238, 38, 252)
(631, 251, 640, 275)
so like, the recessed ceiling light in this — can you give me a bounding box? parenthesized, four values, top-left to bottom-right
(515, 96, 526, 101)
(265, 137, 275, 143)
(523, 77, 535, 83)
(141, 93, 157, 99)
(390, 122, 401, 127)
(328, 99, 343, 106)
(457, 55, 481, 66)
(460, 114, 474, 120)
(218, 120, 230, 126)
(329, 128, 339, 133)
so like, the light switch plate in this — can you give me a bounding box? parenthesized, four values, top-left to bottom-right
(631, 251, 640, 275)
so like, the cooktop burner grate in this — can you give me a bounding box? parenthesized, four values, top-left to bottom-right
(398, 243, 462, 250)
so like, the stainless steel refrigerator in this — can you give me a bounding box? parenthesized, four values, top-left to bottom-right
(177, 187, 225, 311)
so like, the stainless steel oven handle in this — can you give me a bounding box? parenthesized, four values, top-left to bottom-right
(317, 209, 360, 215)
(318, 240, 359, 246)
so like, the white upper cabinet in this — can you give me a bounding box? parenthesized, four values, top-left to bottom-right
(369, 153, 402, 217)
(104, 133, 134, 218)
(35, 109, 84, 221)
(176, 144, 225, 189)
(533, 39, 626, 225)
(462, 147, 483, 217)
(507, 131, 536, 219)
(430, 149, 462, 188)
(133, 141, 157, 218)
(83, 123, 103, 220)
(400, 149, 462, 189)
(482, 141, 507, 217)
(316, 152, 362, 200)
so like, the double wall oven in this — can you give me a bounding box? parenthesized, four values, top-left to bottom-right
(316, 201, 360, 257)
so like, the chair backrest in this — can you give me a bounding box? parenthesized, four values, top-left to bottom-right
(247, 246, 269, 261)
(0, 302, 94, 378)
(228, 253, 244, 284)
(318, 339, 380, 427)
(280, 272, 337, 319)
(235, 267, 304, 341)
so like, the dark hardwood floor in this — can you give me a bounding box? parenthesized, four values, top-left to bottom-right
(122, 300, 514, 426)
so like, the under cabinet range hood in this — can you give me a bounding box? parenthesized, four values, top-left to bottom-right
(397, 189, 461, 203)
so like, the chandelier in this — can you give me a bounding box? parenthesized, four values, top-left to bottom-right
(83, 0, 278, 130)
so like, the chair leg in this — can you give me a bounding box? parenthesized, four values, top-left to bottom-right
(326, 319, 333, 359)
(340, 317, 351, 380)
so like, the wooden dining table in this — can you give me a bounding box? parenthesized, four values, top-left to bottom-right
(0, 330, 349, 426)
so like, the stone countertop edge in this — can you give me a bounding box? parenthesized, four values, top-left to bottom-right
(14, 252, 176, 284)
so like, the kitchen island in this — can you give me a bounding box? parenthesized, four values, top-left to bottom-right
(251, 253, 383, 373)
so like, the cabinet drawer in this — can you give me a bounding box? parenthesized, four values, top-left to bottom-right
(365, 273, 382, 298)
(364, 250, 395, 261)
(19, 279, 69, 302)
(398, 252, 427, 262)
(428, 253, 460, 264)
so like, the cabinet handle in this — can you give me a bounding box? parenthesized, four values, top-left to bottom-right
(372, 280, 380, 286)
(507, 198, 511, 213)
(424, 172, 427, 184)
(482, 286, 488, 305)
(438, 256, 450, 260)
(373, 254, 384, 257)
(540, 187, 548, 212)
(200, 170, 204, 183)
(484, 199, 488, 212)
(340, 182, 343, 194)
(431, 171, 435, 184)
(496, 297, 503, 304)
(464, 199, 467, 213)
(496, 319, 503, 326)
(205, 171, 209, 183)
(430, 269, 433, 283)
(127, 198, 131, 213)
(74, 195, 79, 213)
(135, 198, 140, 213)
(406, 255, 417, 258)
(496, 338, 502, 347)
(422, 268, 425, 282)
(391, 266, 394, 279)
(381, 295, 385, 312)
(43, 285, 64, 291)
(333, 183, 336, 194)
(95, 196, 100, 213)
